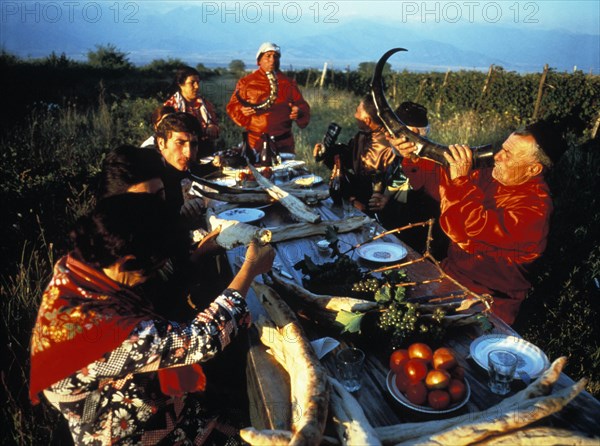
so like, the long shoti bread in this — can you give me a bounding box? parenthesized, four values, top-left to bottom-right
(240, 282, 330, 446)
(474, 427, 600, 446)
(375, 356, 569, 445)
(398, 378, 587, 446)
(328, 377, 381, 445)
(193, 176, 330, 200)
(247, 164, 321, 224)
(207, 209, 271, 249)
(269, 215, 372, 243)
(270, 270, 378, 313)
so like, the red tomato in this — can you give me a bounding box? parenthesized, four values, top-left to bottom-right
(389, 349, 410, 375)
(408, 342, 433, 363)
(403, 358, 428, 382)
(428, 389, 451, 410)
(425, 369, 451, 390)
(405, 382, 428, 406)
(432, 347, 457, 370)
(450, 365, 466, 380)
(448, 379, 467, 403)
(395, 371, 412, 393)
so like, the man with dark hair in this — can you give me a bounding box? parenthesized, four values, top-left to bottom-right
(154, 112, 208, 220)
(392, 121, 567, 324)
(226, 42, 310, 156)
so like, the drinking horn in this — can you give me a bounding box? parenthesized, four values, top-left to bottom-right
(235, 70, 279, 111)
(370, 48, 498, 169)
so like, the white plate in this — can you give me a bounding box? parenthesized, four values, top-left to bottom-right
(280, 152, 295, 161)
(356, 242, 407, 263)
(199, 156, 215, 164)
(217, 208, 265, 223)
(278, 160, 305, 170)
(386, 371, 471, 414)
(469, 334, 550, 380)
(211, 177, 236, 187)
(292, 174, 323, 187)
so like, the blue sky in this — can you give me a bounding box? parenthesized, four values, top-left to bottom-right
(1, 1, 598, 72)
(150, 0, 600, 34)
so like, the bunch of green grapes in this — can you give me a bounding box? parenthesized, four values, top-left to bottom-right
(352, 277, 380, 293)
(378, 300, 446, 346)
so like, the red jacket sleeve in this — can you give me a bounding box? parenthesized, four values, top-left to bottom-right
(439, 171, 552, 261)
(226, 77, 252, 128)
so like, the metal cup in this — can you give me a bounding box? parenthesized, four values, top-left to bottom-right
(336, 347, 365, 392)
(488, 350, 518, 395)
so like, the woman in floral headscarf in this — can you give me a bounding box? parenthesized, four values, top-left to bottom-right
(30, 193, 274, 445)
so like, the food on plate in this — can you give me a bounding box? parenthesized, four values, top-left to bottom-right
(405, 382, 428, 405)
(377, 357, 587, 445)
(403, 358, 428, 382)
(448, 379, 467, 403)
(433, 347, 458, 370)
(389, 349, 409, 375)
(425, 369, 451, 390)
(427, 389, 451, 410)
(247, 164, 321, 224)
(389, 342, 469, 411)
(408, 342, 433, 363)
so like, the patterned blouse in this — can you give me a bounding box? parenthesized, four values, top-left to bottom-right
(43, 290, 250, 445)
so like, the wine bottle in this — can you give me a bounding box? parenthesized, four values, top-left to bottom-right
(329, 155, 343, 206)
(259, 133, 273, 166)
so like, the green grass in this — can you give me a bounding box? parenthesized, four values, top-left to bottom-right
(1, 72, 598, 445)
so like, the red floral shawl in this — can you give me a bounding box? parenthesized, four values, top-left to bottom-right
(30, 254, 205, 404)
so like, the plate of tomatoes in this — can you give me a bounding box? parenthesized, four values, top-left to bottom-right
(386, 342, 470, 414)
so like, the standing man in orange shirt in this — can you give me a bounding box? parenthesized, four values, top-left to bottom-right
(227, 42, 310, 160)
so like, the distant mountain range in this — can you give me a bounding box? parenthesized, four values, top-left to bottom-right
(2, 4, 598, 73)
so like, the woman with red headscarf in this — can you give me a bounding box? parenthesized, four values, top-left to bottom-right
(30, 193, 274, 444)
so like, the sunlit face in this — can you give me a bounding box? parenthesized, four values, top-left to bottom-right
(354, 102, 371, 131)
(179, 75, 200, 102)
(492, 133, 540, 186)
(103, 256, 167, 287)
(126, 178, 165, 199)
(258, 51, 280, 72)
(157, 131, 198, 171)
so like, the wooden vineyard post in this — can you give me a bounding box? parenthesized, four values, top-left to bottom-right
(318, 62, 328, 89)
(475, 64, 494, 112)
(532, 64, 549, 121)
(435, 69, 451, 114)
(591, 112, 600, 139)
(345, 65, 350, 91)
(305, 69, 312, 89)
(414, 78, 427, 103)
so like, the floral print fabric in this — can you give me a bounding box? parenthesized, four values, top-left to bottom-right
(43, 290, 250, 445)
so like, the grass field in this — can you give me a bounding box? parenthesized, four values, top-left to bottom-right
(1, 68, 598, 445)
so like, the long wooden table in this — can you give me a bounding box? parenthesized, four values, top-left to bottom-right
(216, 195, 600, 441)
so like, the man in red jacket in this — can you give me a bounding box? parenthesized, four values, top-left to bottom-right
(392, 122, 566, 324)
(226, 42, 310, 157)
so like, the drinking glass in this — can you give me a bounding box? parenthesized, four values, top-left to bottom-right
(488, 350, 518, 395)
(336, 347, 365, 392)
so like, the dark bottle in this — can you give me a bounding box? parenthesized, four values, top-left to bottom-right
(259, 133, 273, 166)
(316, 122, 342, 161)
(329, 154, 343, 206)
